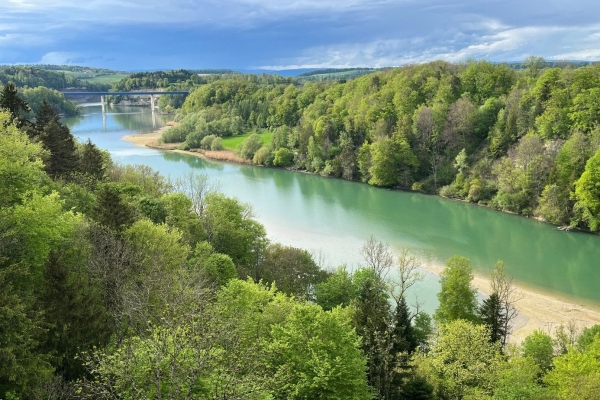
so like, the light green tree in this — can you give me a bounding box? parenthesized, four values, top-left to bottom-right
(573, 148, 600, 231)
(545, 335, 600, 399)
(417, 320, 503, 399)
(434, 255, 479, 324)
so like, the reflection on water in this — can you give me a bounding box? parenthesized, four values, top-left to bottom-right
(63, 105, 600, 310)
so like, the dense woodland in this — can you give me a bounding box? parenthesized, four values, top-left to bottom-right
(2, 74, 600, 399)
(159, 59, 600, 233)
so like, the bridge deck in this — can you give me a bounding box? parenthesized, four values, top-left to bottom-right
(62, 91, 189, 96)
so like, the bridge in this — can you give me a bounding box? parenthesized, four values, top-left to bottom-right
(62, 91, 189, 130)
(62, 91, 189, 111)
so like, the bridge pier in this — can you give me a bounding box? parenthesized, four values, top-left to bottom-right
(150, 94, 156, 110)
(100, 96, 107, 131)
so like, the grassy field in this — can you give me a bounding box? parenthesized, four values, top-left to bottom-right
(59, 70, 129, 84)
(222, 131, 272, 151)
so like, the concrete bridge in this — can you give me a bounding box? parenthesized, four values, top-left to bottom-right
(62, 91, 189, 111)
(62, 91, 189, 130)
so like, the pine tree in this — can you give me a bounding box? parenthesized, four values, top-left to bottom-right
(77, 139, 106, 182)
(41, 119, 78, 179)
(392, 296, 418, 355)
(34, 100, 59, 133)
(0, 82, 31, 128)
(479, 292, 506, 344)
(353, 271, 393, 399)
(91, 184, 136, 232)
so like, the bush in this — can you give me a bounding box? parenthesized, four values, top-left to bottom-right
(273, 147, 294, 167)
(211, 137, 223, 151)
(200, 134, 217, 150)
(238, 133, 263, 160)
(253, 146, 273, 166)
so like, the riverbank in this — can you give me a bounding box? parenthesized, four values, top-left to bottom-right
(122, 127, 600, 345)
(420, 261, 600, 344)
(121, 125, 251, 164)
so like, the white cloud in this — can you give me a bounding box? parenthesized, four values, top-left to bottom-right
(259, 23, 600, 69)
(38, 51, 82, 64)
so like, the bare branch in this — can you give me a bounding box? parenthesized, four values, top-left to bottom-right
(361, 235, 394, 279)
(490, 260, 523, 346)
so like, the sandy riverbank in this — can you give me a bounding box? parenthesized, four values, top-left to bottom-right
(121, 124, 251, 164)
(122, 126, 600, 345)
(421, 261, 600, 344)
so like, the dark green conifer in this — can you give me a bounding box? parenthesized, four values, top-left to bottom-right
(41, 119, 78, 179)
(479, 292, 506, 344)
(91, 184, 136, 232)
(77, 139, 106, 182)
(0, 82, 31, 129)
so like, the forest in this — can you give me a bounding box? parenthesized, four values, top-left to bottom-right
(2, 71, 600, 400)
(159, 58, 600, 233)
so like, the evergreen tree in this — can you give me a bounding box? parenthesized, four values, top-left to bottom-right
(0, 82, 31, 128)
(91, 184, 136, 232)
(389, 296, 419, 399)
(392, 296, 418, 355)
(34, 99, 59, 133)
(353, 270, 393, 399)
(40, 246, 112, 381)
(41, 119, 78, 179)
(77, 139, 106, 182)
(479, 292, 506, 344)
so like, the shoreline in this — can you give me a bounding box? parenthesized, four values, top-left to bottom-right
(419, 261, 600, 344)
(122, 126, 600, 345)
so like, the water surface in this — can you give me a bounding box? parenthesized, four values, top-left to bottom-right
(64, 104, 600, 311)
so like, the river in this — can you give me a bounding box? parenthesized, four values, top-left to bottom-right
(63, 104, 600, 320)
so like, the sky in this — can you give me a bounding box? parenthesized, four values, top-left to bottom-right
(0, 0, 599, 71)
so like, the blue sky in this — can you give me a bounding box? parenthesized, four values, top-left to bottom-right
(1, 0, 599, 71)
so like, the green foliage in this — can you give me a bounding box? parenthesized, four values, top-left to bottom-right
(418, 320, 503, 399)
(203, 253, 237, 287)
(435, 255, 479, 324)
(315, 266, 356, 310)
(273, 147, 294, 166)
(573, 148, 600, 231)
(238, 133, 263, 160)
(20, 86, 79, 116)
(258, 243, 327, 300)
(545, 335, 600, 399)
(0, 111, 46, 208)
(479, 293, 506, 343)
(522, 330, 554, 372)
(91, 183, 137, 232)
(268, 303, 372, 400)
(494, 357, 549, 400)
(577, 324, 600, 350)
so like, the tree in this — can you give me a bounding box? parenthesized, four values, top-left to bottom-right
(490, 261, 521, 346)
(573, 148, 600, 231)
(0, 111, 46, 208)
(434, 255, 479, 324)
(77, 139, 107, 182)
(577, 324, 600, 350)
(258, 243, 326, 300)
(40, 118, 79, 179)
(368, 135, 417, 187)
(545, 335, 600, 399)
(238, 133, 263, 160)
(494, 357, 549, 400)
(418, 320, 503, 399)
(268, 303, 371, 400)
(479, 293, 506, 344)
(90, 184, 137, 232)
(522, 330, 554, 373)
(0, 82, 30, 128)
(315, 266, 356, 311)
